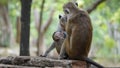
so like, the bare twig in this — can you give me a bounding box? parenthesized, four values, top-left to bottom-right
(87, 0, 106, 14)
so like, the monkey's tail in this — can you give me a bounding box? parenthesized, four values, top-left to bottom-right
(84, 57, 104, 68)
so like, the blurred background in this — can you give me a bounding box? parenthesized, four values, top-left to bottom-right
(0, 0, 120, 67)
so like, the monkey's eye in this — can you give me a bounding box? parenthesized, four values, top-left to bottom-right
(64, 9, 69, 14)
(75, 2, 78, 6)
(59, 15, 62, 19)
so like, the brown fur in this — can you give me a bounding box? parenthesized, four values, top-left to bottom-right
(59, 2, 104, 68)
(60, 2, 93, 60)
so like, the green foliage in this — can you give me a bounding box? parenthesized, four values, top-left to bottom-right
(89, 0, 120, 59)
(111, 8, 120, 23)
(104, 35, 115, 48)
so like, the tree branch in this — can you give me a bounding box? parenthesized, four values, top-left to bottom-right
(0, 56, 87, 68)
(87, 0, 106, 14)
(42, 8, 55, 33)
(36, 0, 45, 55)
(0, 64, 39, 68)
(38, 0, 45, 32)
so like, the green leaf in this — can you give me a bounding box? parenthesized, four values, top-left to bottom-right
(104, 35, 115, 48)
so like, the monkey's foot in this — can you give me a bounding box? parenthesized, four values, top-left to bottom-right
(39, 54, 46, 57)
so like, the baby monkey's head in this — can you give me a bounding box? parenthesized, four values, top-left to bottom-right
(58, 14, 67, 31)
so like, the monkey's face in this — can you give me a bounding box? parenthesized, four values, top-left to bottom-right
(59, 14, 67, 31)
(63, 2, 78, 20)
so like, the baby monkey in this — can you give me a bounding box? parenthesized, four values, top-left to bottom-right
(59, 2, 104, 68)
(41, 15, 68, 58)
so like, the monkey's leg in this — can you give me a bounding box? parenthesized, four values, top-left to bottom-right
(58, 39, 67, 59)
(40, 42, 55, 57)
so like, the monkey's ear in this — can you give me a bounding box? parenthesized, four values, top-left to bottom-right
(59, 15, 62, 19)
(75, 2, 78, 6)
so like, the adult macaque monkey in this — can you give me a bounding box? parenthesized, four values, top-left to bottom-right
(59, 2, 104, 68)
(41, 15, 68, 58)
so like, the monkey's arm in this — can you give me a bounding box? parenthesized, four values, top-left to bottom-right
(41, 42, 55, 57)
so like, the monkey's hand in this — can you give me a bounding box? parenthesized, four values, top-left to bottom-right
(52, 31, 67, 41)
(40, 42, 55, 57)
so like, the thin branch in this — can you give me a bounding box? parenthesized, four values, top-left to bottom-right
(38, 0, 45, 33)
(87, 0, 106, 14)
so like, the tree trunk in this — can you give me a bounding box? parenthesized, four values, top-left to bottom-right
(0, 4, 12, 47)
(20, 0, 32, 56)
(36, 8, 55, 56)
(36, 0, 45, 56)
(16, 16, 21, 44)
(37, 32, 45, 55)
